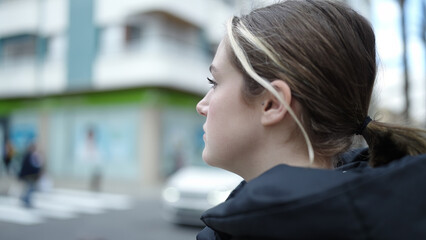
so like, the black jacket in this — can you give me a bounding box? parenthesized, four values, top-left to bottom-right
(197, 149, 426, 239)
(18, 150, 42, 180)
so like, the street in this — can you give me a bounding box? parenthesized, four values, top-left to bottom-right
(0, 188, 203, 240)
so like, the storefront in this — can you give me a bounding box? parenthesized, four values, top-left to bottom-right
(0, 87, 205, 192)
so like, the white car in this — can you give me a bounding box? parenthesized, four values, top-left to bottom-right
(162, 165, 242, 226)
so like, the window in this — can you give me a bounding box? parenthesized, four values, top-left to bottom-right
(125, 25, 143, 50)
(1, 35, 37, 66)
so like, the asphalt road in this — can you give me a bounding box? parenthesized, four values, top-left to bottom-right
(0, 195, 203, 240)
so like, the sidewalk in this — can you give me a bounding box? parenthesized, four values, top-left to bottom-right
(0, 173, 164, 199)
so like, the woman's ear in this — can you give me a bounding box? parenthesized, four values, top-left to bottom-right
(261, 80, 292, 126)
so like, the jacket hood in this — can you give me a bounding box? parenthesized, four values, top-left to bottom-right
(198, 150, 426, 239)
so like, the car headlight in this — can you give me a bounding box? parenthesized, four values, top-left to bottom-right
(207, 190, 231, 206)
(162, 187, 180, 203)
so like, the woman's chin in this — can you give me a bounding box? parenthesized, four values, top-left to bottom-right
(202, 152, 220, 168)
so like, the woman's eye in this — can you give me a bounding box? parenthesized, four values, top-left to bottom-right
(207, 77, 217, 89)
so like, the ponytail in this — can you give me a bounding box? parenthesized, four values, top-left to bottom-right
(362, 120, 426, 167)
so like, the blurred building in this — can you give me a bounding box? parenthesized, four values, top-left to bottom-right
(0, 0, 234, 192)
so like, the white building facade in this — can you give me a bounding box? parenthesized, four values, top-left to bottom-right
(0, 0, 233, 192)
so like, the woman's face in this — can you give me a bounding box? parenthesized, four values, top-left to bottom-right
(196, 40, 262, 172)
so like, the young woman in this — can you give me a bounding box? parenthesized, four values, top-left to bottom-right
(196, 0, 426, 239)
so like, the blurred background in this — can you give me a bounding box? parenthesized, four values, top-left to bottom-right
(0, 0, 424, 239)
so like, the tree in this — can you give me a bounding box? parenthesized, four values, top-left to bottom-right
(397, 0, 410, 122)
(423, 0, 426, 54)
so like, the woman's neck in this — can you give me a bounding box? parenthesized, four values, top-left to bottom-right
(237, 134, 331, 182)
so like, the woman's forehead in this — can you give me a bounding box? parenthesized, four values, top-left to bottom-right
(211, 40, 232, 71)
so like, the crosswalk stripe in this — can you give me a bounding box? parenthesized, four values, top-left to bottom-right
(0, 204, 44, 225)
(52, 188, 132, 210)
(34, 193, 106, 214)
(0, 188, 133, 225)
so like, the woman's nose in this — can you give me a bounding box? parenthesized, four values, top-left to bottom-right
(196, 95, 208, 117)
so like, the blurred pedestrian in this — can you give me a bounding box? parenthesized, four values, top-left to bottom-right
(2, 139, 14, 174)
(18, 142, 43, 208)
(195, 0, 426, 239)
(78, 127, 102, 192)
(1, 139, 15, 195)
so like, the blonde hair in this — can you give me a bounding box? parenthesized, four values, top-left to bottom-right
(226, 18, 315, 164)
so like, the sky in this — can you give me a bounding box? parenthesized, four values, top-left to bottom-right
(372, 0, 425, 124)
